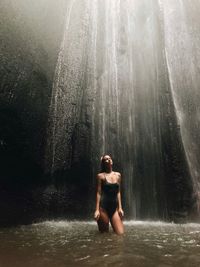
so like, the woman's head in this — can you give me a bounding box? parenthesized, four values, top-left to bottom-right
(100, 154, 113, 172)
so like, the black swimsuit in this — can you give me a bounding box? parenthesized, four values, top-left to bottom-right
(100, 177, 119, 219)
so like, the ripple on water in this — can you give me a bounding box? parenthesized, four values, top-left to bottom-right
(0, 220, 200, 267)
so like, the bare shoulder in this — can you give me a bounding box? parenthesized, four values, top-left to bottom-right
(114, 171, 121, 177)
(96, 172, 105, 181)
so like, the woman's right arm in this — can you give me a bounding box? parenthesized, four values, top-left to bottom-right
(94, 174, 101, 220)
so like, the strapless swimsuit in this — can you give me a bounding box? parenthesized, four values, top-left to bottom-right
(100, 177, 119, 219)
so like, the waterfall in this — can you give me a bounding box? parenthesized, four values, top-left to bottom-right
(45, 0, 200, 219)
(162, 0, 200, 214)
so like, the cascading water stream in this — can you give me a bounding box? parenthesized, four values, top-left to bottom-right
(162, 0, 200, 214)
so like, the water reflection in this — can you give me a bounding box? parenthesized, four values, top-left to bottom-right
(0, 221, 200, 266)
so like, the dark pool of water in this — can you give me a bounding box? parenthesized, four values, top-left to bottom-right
(0, 221, 200, 267)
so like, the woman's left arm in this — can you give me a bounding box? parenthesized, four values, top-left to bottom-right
(117, 173, 124, 218)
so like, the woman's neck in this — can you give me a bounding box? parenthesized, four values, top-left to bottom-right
(105, 167, 112, 173)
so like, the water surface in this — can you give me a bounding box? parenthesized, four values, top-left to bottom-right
(0, 221, 200, 267)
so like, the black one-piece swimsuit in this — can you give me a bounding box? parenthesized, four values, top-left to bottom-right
(100, 178, 119, 219)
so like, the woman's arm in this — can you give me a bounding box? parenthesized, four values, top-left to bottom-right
(117, 173, 124, 218)
(94, 174, 101, 220)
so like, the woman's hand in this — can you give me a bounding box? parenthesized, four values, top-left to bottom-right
(118, 208, 124, 219)
(94, 209, 100, 221)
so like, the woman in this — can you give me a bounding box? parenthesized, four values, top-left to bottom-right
(94, 155, 124, 234)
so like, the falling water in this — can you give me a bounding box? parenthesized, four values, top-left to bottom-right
(45, 0, 200, 219)
(162, 0, 200, 213)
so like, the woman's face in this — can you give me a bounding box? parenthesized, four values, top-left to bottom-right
(102, 155, 113, 166)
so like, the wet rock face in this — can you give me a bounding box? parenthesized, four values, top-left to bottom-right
(0, 0, 70, 224)
(0, 0, 66, 181)
(0, 0, 93, 225)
